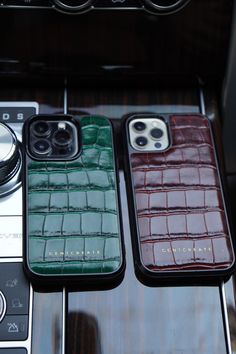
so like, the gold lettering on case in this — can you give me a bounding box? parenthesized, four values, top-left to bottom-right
(161, 247, 212, 253)
(48, 250, 101, 256)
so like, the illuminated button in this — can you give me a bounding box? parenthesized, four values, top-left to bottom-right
(1, 264, 29, 316)
(0, 315, 28, 341)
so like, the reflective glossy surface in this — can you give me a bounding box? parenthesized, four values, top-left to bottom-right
(67, 87, 231, 354)
(32, 291, 64, 354)
(68, 173, 227, 354)
(0, 86, 234, 354)
(0, 0, 234, 352)
(0, 0, 232, 82)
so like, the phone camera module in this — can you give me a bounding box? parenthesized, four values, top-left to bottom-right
(33, 139, 52, 155)
(150, 128, 163, 139)
(155, 142, 162, 149)
(135, 136, 148, 147)
(32, 121, 50, 138)
(133, 121, 146, 132)
(52, 129, 72, 148)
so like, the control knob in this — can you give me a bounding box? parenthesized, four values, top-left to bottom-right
(0, 123, 21, 196)
(144, 0, 191, 13)
(0, 291, 6, 322)
(53, 0, 92, 12)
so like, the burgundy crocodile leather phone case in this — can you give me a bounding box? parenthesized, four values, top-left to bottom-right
(126, 114, 235, 281)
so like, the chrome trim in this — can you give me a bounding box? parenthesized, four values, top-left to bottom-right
(144, 0, 190, 10)
(0, 5, 50, 9)
(0, 149, 21, 198)
(62, 84, 67, 354)
(0, 5, 141, 10)
(199, 88, 232, 353)
(0, 258, 22, 263)
(64, 80, 68, 115)
(0, 101, 39, 109)
(91, 6, 141, 10)
(220, 282, 232, 354)
(54, 0, 92, 11)
(62, 287, 66, 354)
(0, 291, 7, 323)
(199, 87, 206, 115)
(0, 123, 15, 163)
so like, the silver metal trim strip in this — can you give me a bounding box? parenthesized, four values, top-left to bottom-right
(0, 102, 39, 110)
(62, 287, 66, 354)
(220, 282, 232, 354)
(0, 291, 7, 323)
(199, 87, 206, 115)
(0, 5, 140, 10)
(199, 87, 232, 354)
(62, 82, 68, 354)
(64, 80, 68, 115)
(0, 258, 22, 263)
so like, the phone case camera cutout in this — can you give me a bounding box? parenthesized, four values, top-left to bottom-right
(29, 119, 78, 160)
(124, 113, 235, 284)
(22, 115, 124, 286)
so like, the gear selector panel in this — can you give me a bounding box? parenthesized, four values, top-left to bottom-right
(0, 102, 38, 353)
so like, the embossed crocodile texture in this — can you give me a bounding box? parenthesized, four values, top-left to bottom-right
(27, 116, 122, 276)
(130, 115, 234, 272)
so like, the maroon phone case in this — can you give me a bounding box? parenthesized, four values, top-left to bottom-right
(126, 114, 235, 280)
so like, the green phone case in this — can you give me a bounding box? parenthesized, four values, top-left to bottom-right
(24, 116, 124, 282)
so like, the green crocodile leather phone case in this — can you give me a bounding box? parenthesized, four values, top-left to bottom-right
(23, 116, 124, 283)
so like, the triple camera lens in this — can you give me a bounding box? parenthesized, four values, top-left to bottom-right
(133, 121, 164, 148)
(31, 120, 74, 157)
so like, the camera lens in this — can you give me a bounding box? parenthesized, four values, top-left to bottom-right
(32, 121, 50, 137)
(155, 142, 162, 149)
(33, 139, 51, 155)
(135, 136, 148, 147)
(52, 129, 72, 148)
(150, 128, 163, 139)
(133, 121, 146, 132)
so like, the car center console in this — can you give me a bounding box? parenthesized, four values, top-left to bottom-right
(1, 0, 191, 14)
(0, 1, 236, 354)
(0, 103, 38, 353)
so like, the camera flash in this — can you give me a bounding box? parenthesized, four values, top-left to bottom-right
(152, 121, 159, 127)
(58, 122, 66, 130)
